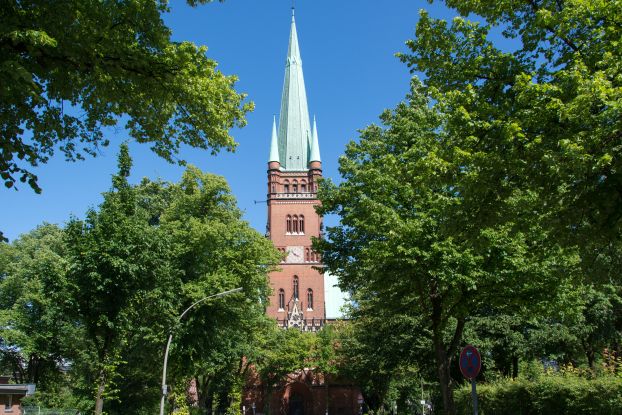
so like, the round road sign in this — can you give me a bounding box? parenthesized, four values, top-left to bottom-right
(459, 345, 481, 379)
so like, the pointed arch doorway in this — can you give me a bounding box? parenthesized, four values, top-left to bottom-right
(285, 382, 312, 415)
(289, 393, 304, 415)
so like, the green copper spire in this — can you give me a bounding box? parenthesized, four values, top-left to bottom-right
(309, 115, 321, 163)
(277, 8, 312, 171)
(269, 115, 280, 163)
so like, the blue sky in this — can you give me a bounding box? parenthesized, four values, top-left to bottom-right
(2, 0, 462, 242)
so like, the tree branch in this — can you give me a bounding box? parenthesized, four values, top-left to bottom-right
(524, 0, 581, 54)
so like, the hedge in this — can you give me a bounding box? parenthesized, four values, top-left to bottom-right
(454, 375, 622, 415)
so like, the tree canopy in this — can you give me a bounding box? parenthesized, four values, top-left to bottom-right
(0, 144, 280, 414)
(316, 0, 621, 413)
(315, 81, 574, 414)
(399, 0, 622, 281)
(1, 0, 250, 193)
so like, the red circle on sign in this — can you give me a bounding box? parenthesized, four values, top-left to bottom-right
(459, 345, 481, 379)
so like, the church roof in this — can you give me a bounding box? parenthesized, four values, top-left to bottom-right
(270, 9, 319, 170)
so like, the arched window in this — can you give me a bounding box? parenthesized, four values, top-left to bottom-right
(286, 215, 292, 233)
(293, 276, 299, 300)
(299, 215, 305, 234)
(305, 248, 310, 262)
(307, 289, 313, 310)
(278, 289, 285, 310)
(301, 180, 307, 193)
(284, 180, 290, 193)
(293, 215, 299, 233)
(293, 180, 298, 193)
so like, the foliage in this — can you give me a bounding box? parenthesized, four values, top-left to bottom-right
(0, 225, 99, 411)
(0, 224, 79, 390)
(335, 303, 430, 411)
(454, 369, 622, 415)
(64, 143, 180, 414)
(462, 282, 622, 382)
(255, 327, 317, 387)
(314, 79, 574, 414)
(0, 143, 280, 414)
(399, 0, 622, 282)
(317, 0, 622, 412)
(250, 324, 354, 414)
(1, 0, 251, 193)
(151, 166, 280, 414)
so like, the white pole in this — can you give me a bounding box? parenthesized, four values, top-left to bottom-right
(421, 378, 425, 415)
(159, 287, 243, 415)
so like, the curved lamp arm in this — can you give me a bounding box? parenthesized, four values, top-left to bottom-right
(159, 287, 243, 415)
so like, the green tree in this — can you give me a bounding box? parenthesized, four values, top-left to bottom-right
(314, 80, 575, 414)
(1, 0, 251, 193)
(64, 144, 180, 414)
(574, 285, 622, 369)
(253, 326, 316, 414)
(399, 0, 622, 282)
(1, 145, 280, 414)
(335, 300, 431, 412)
(251, 325, 352, 415)
(0, 225, 95, 411)
(318, 0, 621, 412)
(0, 224, 77, 389)
(150, 166, 280, 414)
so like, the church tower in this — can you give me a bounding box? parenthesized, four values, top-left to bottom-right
(266, 9, 324, 330)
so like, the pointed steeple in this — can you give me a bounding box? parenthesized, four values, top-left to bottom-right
(309, 115, 321, 163)
(269, 116, 280, 163)
(277, 8, 312, 171)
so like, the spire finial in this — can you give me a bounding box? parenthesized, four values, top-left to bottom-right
(269, 115, 280, 163)
(309, 115, 321, 164)
(278, 1, 311, 170)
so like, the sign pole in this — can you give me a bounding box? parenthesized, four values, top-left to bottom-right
(471, 378, 478, 415)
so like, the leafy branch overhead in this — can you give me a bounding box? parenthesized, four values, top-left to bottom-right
(0, 0, 251, 192)
(315, 1, 622, 414)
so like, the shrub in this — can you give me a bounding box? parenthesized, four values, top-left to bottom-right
(455, 374, 622, 414)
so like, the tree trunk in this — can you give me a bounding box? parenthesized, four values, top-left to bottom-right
(614, 342, 621, 374)
(582, 340, 596, 370)
(263, 382, 273, 415)
(433, 339, 456, 415)
(217, 392, 229, 414)
(94, 368, 106, 415)
(586, 347, 595, 370)
(512, 356, 519, 379)
(197, 376, 213, 413)
(430, 309, 465, 415)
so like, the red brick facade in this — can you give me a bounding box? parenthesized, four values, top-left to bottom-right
(242, 10, 362, 415)
(266, 163, 326, 330)
(244, 371, 363, 415)
(0, 376, 35, 415)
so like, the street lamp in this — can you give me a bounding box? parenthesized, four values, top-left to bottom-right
(159, 287, 243, 415)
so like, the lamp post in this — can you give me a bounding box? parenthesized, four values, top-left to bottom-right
(159, 287, 243, 415)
